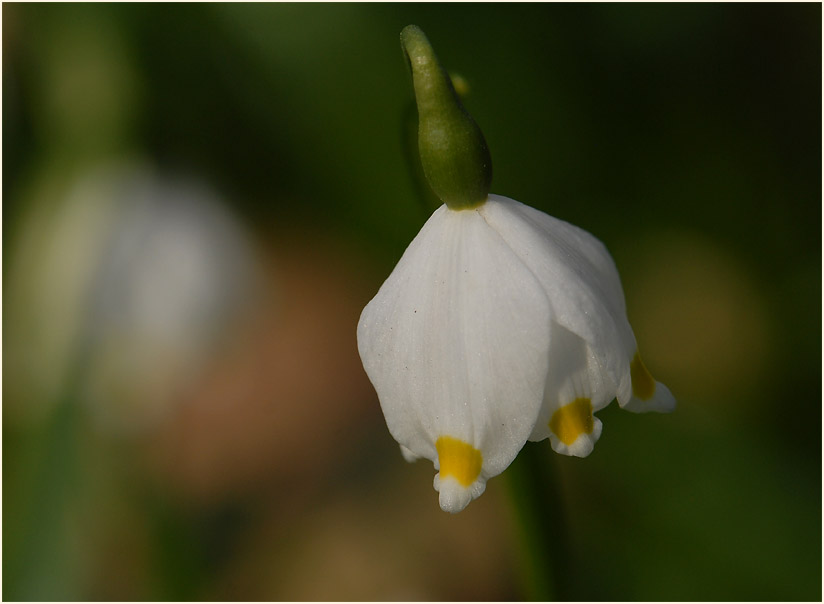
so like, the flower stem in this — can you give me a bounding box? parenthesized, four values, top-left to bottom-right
(4, 368, 85, 600)
(506, 442, 575, 601)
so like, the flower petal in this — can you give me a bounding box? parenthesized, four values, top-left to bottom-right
(528, 322, 611, 457)
(623, 351, 677, 413)
(357, 205, 552, 512)
(479, 195, 637, 404)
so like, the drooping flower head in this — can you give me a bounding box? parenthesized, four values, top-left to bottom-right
(357, 25, 675, 513)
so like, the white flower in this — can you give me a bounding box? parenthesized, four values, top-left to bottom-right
(357, 194, 675, 513)
(6, 163, 261, 432)
(362, 24, 676, 513)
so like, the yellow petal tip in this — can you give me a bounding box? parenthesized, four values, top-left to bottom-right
(435, 435, 482, 487)
(549, 397, 594, 446)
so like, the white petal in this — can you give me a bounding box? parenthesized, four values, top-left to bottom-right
(624, 380, 676, 413)
(357, 204, 552, 511)
(434, 473, 486, 514)
(529, 322, 610, 457)
(551, 412, 603, 458)
(399, 444, 420, 463)
(479, 195, 637, 403)
(623, 351, 677, 413)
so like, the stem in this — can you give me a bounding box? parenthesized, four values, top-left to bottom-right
(506, 442, 575, 601)
(4, 370, 85, 600)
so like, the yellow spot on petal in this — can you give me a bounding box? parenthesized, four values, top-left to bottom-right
(549, 398, 594, 446)
(631, 351, 656, 401)
(436, 436, 482, 487)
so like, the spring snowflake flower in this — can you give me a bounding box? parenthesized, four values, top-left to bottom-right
(357, 26, 675, 513)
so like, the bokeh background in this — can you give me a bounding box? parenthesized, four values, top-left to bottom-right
(3, 3, 821, 601)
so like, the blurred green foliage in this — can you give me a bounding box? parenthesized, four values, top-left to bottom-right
(3, 3, 821, 601)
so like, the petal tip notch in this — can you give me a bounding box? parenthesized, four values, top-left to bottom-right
(399, 444, 421, 463)
(624, 352, 676, 413)
(434, 474, 486, 514)
(433, 435, 486, 512)
(624, 380, 677, 414)
(548, 398, 603, 458)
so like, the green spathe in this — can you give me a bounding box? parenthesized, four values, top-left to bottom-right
(401, 25, 492, 210)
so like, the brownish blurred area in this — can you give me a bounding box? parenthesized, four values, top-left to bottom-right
(147, 231, 378, 505)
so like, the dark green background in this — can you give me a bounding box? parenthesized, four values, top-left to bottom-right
(4, 3, 821, 601)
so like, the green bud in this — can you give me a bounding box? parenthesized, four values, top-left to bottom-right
(400, 25, 492, 210)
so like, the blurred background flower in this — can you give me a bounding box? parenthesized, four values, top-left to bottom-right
(3, 3, 820, 601)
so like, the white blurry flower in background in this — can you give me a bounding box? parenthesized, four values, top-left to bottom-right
(6, 163, 262, 434)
